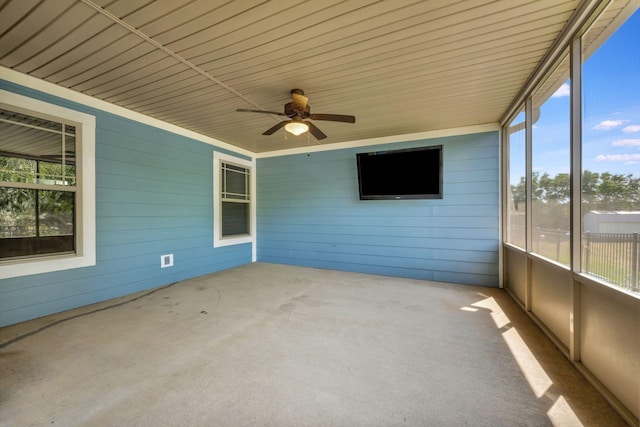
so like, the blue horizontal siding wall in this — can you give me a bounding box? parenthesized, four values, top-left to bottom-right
(0, 81, 252, 327)
(257, 132, 499, 286)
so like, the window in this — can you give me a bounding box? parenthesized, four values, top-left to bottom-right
(581, 8, 640, 292)
(0, 90, 95, 279)
(0, 109, 76, 258)
(221, 161, 250, 236)
(213, 151, 254, 248)
(505, 108, 526, 249)
(531, 56, 571, 266)
(502, 4, 639, 294)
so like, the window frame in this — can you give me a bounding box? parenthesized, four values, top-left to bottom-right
(0, 90, 96, 279)
(529, 54, 572, 267)
(500, 2, 640, 297)
(213, 151, 255, 248)
(504, 107, 527, 250)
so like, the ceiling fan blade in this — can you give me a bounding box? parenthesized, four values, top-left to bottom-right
(237, 108, 286, 116)
(307, 122, 327, 140)
(262, 120, 290, 135)
(291, 92, 308, 113)
(309, 113, 356, 123)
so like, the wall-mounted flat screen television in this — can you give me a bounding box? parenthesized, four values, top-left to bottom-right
(356, 145, 442, 200)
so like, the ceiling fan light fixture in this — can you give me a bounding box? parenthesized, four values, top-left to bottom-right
(285, 121, 309, 136)
(237, 89, 355, 140)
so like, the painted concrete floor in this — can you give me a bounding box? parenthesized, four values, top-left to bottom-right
(0, 263, 627, 426)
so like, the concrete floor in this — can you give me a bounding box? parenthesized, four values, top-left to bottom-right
(0, 263, 627, 426)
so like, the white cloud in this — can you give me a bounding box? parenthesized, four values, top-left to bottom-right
(596, 153, 640, 162)
(612, 139, 640, 147)
(622, 125, 640, 133)
(593, 120, 625, 130)
(551, 83, 570, 98)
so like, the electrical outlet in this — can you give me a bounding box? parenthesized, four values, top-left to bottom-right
(161, 254, 173, 268)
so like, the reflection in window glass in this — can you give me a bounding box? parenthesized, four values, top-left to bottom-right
(0, 187, 35, 237)
(0, 108, 77, 259)
(506, 109, 526, 249)
(220, 161, 250, 237)
(582, 9, 640, 292)
(38, 190, 74, 236)
(531, 57, 571, 266)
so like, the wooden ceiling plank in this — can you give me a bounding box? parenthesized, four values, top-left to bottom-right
(1, 3, 96, 68)
(119, 77, 216, 110)
(136, 0, 232, 38)
(143, 90, 239, 118)
(48, 33, 148, 85)
(285, 43, 549, 98)
(214, 32, 563, 99)
(13, 12, 115, 74)
(212, 3, 573, 86)
(96, 63, 197, 101)
(33, 25, 133, 80)
(0, 0, 599, 153)
(0, 0, 76, 59)
(191, 0, 462, 70)
(73, 52, 178, 94)
(277, 44, 548, 105)
(176, 0, 379, 62)
(58, 42, 157, 89)
(0, 0, 42, 39)
(104, 0, 176, 24)
(225, 29, 558, 99)
(199, 0, 569, 76)
(102, 67, 209, 104)
(149, 0, 270, 46)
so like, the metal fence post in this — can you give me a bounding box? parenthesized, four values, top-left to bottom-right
(632, 233, 638, 291)
(584, 232, 591, 274)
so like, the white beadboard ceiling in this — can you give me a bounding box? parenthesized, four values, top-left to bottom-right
(0, 0, 588, 153)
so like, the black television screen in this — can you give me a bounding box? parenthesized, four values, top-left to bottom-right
(356, 145, 442, 200)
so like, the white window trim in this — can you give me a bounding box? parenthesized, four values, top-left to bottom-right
(213, 151, 256, 256)
(0, 90, 96, 279)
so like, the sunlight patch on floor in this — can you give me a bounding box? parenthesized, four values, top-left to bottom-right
(471, 295, 510, 329)
(547, 396, 583, 426)
(469, 295, 584, 426)
(502, 327, 554, 398)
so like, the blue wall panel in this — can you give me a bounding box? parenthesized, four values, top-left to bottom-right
(0, 81, 252, 327)
(257, 132, 499, 286)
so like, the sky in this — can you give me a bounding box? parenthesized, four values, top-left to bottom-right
(510, 7, 639, 181)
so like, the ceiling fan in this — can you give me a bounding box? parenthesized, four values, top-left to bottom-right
(236, 89, 355, 140)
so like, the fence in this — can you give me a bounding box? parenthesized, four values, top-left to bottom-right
(1, 225, 36, 238)
(584, 232, 639, 293)
(532, 228, 570, 264)
(508, 227, 639, 293)
(1, 225, 72, 238)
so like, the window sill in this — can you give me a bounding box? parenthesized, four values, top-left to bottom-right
(0, 250, 96, 280)
(214, 234, 252, 248)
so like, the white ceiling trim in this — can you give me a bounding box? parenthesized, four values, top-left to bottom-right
(255, 123, 500, 158)
(2, 65, 499, 160)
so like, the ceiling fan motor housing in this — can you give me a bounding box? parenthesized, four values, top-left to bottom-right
(285, 102, 310, 117)
(236, 88, 355, 140)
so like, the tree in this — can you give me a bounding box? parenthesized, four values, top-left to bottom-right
(1, 156, 75, 237)
(510, 170, 640, 231)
